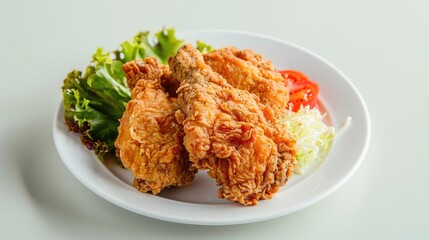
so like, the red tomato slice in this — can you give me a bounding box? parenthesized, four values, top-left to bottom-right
(279, 70, 320, 112)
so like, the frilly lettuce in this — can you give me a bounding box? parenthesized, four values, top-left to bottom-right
(196, 40, 213, 53)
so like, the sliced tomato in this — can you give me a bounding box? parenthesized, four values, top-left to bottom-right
(279, 70, 320, 112)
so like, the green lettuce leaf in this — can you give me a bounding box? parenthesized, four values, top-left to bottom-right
(196, 40, 213, 53)
(61, 28, 186, 160)
(62, 50, 130, 160)
(115, 28, 184, 64)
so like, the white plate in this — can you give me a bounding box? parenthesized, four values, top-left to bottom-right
(53, 30, 371, 225)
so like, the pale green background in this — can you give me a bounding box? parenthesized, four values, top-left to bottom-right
(1, 0, 428, 239)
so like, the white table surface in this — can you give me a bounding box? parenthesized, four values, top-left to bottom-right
(1, 0, 428, 239)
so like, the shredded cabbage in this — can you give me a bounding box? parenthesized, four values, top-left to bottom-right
(278, 106, 345, 174)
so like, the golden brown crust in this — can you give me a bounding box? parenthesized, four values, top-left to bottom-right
(115, 59, 196, 195)
(204, 47, 289, 117)
(169, 45, 296, 206)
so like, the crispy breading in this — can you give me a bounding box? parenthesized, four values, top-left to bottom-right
(123, 58, 179, 98)
(169, 45, 296, 206)
(115, 58, 196, 195)
(204, 47, 289, 116)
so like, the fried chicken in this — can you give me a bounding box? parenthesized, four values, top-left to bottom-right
(204, 47, 289, 116)
(170, 44, 296, 206)
(123, 57, 179, 97)
(115, 58, 196, 195)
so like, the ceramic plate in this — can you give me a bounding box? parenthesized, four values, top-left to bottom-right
(53, 30, 371, 225)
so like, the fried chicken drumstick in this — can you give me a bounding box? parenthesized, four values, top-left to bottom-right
(115, 58, 196, 195)
(170, 45, 296, 206)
